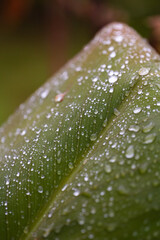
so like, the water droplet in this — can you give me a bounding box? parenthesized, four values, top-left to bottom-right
(157, 101, 160, 106)
(125, 145, 134, 158)
(103, 117, 108, 127)
(62, 184, 68, 192)
(109, 75, 118, 83)
(21, 130, 26, 136)
(133, 107, 142, 114)
(114, 108, 120, 116)
(57, 158, 61, 164)
(1, 136, 5, 143)
(143, 133, 156, 144)
(109, 87, 114, 93)
(104, 164, 112, 173)
(6, 179, 10, 185)
(41, 89, 49, 99)
(43, 229, 51, 238)
(139, 162, 148, 174)
(117, 185, 129, 195)
(138, 67, 150, 76)
(147, 193, 153, 202)
(68, 162, 73, 169)
(73, 189, 80, 196)
(55, 92, 65, 103)
(105, 222, 116, 232)
(38, 186, 43, 193)
(113, 35, 123, 43)
(110, 51, 116, 58)
(128, 125, 140, 132)
(92, 77, 98, 83)
(142, 122, 154, 133)
(78, 218, 85, 225)
(156, 83, 160, 89)
(90, 133, 97, 141)
(109, 156, 116, 163)
(23, 226, 28, 234)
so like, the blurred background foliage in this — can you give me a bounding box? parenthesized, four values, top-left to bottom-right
(0, 0, 160, 126)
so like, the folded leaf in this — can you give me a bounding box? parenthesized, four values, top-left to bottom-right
(0, 22, 160, 240)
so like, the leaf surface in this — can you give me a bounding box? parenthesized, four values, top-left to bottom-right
(0, 23, 160, 240)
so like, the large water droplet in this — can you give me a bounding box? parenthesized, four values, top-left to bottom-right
(143, 133, 156, 144)
(138, 67, 150, 76)
(142, 122, 154, 133)
(128, 125, 140, 132)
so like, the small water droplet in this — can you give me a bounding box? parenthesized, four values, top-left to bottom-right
(157, 101, 160, 106)
(103, 117, 108, 127)
(23, 226, 29, 234)
(104, 164, 112, 173)
(109, 156, 116, 163)
(117, 185, 129, 195)
(113, 35, 123, 43)
(1, 136, 5, 143)
(6, 179, 10, 185)
(41, 89, 49, 99)
(57, 158, 61, 164)
(90, 133, 97, 141)
(109, 75, 118, 83)
(106, 222, 117, 232)
(109, 87, 114, 93)
(68, 162, 73, 169)
(73, 189, 80, 196)
(138, 67, 150, 76)
(114, 108, 120, 116)
(92, 77, 98, 83)
(139, 162, 148, 174)
(125, 145, 134, 158)
(78, 218, 85, 225)
(62, 184, 68, 192)
(21, 130, 26, 136)
(110, 51, 116, 58)
(147, 193, 153, 202)
(156, 83, 160, 89)
(133, 107, 142, 114)
(38, 186, 43, 193)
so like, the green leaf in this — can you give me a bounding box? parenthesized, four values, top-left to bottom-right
(0, 22, 160, 240)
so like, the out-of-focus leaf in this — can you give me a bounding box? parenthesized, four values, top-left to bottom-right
(0, 23, 160, 240)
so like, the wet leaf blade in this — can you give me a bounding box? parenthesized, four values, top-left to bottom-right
(0, 23, 160, 240)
